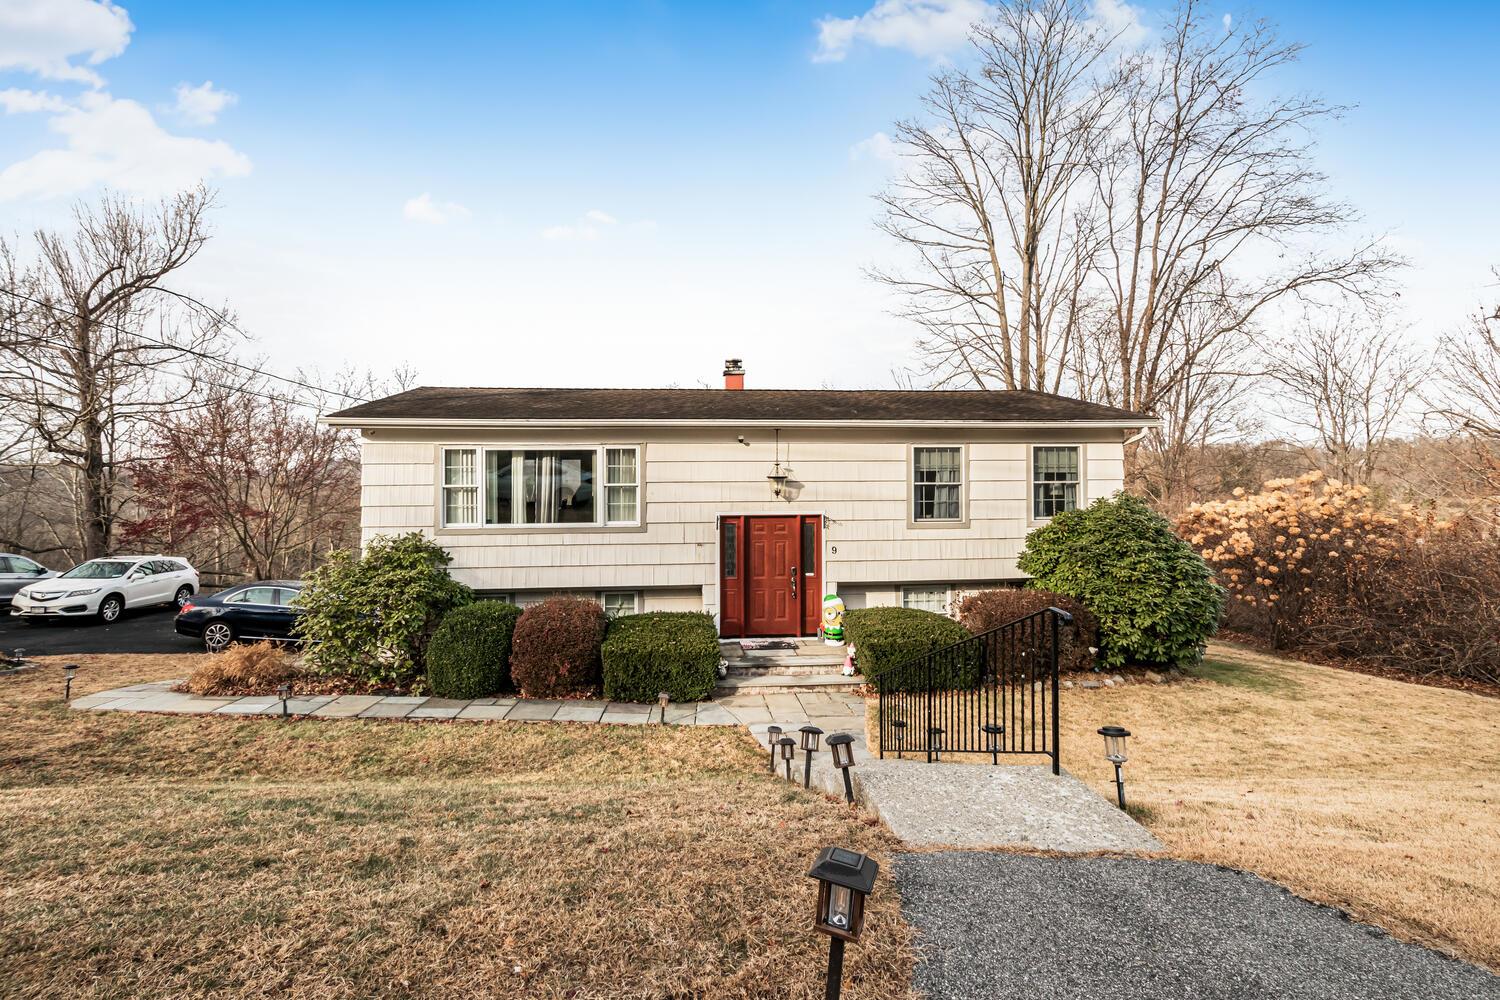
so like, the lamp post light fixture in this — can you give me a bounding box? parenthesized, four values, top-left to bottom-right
(657, 690, 671, 724)
(826, 733, 856, 803)
(890, 719, 906, 759)
(927, 726, 945, 763)
(1098, 725, 1131, 809)
(778, 736, 797, 781)
(63, 663, 78, 701)
(807, 846, 880, 1000)
(766, 725, 783, 773)
(982, 723, 1005, 765)
(278, 683, 291, 719)
(798, 725, 824, 789)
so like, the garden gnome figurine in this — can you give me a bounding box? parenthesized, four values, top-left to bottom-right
(822, 593, 846, 646)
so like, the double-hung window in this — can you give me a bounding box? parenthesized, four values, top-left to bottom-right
(1032, 446, 1081, 519)
(912, 446, 963, 522)
(441, 445, 640, 528)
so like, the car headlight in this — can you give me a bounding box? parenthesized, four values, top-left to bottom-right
(65, 587, 101, 598)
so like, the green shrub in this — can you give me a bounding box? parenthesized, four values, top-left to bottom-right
(426, 600, 523, 698)
(294, 532, 472, 686)
(1018, 494, 1223, 669)
(509, 596, 608, 697)
(844, 606, 975, 692)
(956, 588, 1100, 674)
(601, 612, 720, 703)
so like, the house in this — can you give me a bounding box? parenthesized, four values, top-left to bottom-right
(322, 361, 1156, 638)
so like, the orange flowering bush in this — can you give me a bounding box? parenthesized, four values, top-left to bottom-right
(1178, 472, 1499, 684)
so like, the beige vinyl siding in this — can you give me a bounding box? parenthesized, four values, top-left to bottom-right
(356, 426, 1127, 601)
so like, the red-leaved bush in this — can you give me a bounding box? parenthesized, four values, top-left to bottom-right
(956, 589, 1099, 674)
(509, 597, 608, 697)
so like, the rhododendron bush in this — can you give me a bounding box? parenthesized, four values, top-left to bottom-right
(1178, 472, 1499, 684)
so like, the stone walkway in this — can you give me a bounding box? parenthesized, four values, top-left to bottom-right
(71, 681, 865, 730)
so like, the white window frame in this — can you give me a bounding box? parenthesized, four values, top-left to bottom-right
(439, 444, 641, 529)
(600, 591, 640, 618)
(901, 585, 951, 614)
(910, 444, 966, 525)
(1030, 444, 1084, 522)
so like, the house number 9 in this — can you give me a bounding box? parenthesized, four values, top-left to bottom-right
(830, 546, 837, 554)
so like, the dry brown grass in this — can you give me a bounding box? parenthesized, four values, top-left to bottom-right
(867, 641, 1500, 971)
(182, 641, 300, 696)
(1, 654, 915, 999)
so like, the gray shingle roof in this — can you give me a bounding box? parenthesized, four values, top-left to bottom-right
(325, 386, 1150, 424)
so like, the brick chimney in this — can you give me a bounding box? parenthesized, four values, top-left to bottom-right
(723, 358, 745, 390)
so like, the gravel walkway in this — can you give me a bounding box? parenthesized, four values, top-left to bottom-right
(893, 852, 1499, 1000)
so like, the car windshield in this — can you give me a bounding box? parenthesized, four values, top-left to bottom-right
(59, 560, 135, 580)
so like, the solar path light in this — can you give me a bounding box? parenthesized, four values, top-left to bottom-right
(807, 846, 879, 1000)
(778, 737, 797, 781)
(64, 663, 78, 702)
(890, 718, 906, 759)
(278, 683, 291, 719)
(657, 690, 670, 724)
(982, 723, 1005, 765)
(1098, 725, 1131, 809)
(766, 725, 783, 773)
(927, 726, 944, 763)
(799, 725, 823, 789)
(826, 733, 856, 803)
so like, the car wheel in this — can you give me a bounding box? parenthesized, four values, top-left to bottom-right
(203, 621, 235, 653)
(98, 595, 123, 623)
(173, 585, 193, 609)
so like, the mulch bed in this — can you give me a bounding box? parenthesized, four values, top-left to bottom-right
(1214, 630, 1500, 699)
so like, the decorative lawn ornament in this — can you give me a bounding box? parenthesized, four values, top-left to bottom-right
(1098, 725, 1131, 809)
(799, 725, 824, 789)
(827, 733, 856, 803)
(821, 594, 846, 645)
(806, 846, 880, 1000)
(766, 725, 783, 772)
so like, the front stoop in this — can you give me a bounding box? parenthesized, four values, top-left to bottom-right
(718, 638, 860, 694)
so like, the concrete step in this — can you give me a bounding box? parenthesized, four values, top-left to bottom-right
(714, 673, 864, 696)
(726, 661, 848, 677)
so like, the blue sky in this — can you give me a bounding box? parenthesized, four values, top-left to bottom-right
(1, 0, 1496, 392)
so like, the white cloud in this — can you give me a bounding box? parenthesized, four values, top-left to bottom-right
(402, 192, 470, 224)
(1091, 0, 1149, 49)
(0, 91, 252, 201)
(850, 130, 900, 161)
(0, 0, 133, 85)
(813, 0, 989, 63)
(0, 87, 69, 114)
(173, 80, 236, 125)
(1222, 12, 1233, 32)
(542, 208, 622, 241)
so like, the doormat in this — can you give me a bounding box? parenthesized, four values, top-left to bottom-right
(740, 639, 799, 651)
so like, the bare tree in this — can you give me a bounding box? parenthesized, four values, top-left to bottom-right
(1431, 271, 1500, 439)
(1083, 1, 1401, 420)
(1268, 311, 1425, 485)
(874, 0, 1119, 392)
(0, 187, 244, 559)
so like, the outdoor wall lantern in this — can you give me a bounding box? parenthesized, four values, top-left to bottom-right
(890, 719, 906, 759)
(778, 736, 797, 781)
(63, 663, 78, 702)
(927, 726, 945, 763)
(799, 725, 824, 789)
(826, 733, 856, 803)
(767, 428, 790, 498)
(982, 723, 1005, 765)
(278, 683, 291, 719)
(766, 725, 783, 773)
(807, 846, 880, 1000)
(1098, 725, 1131, 809)
(657, 690, 670, 724)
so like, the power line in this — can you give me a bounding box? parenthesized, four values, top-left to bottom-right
(0, 285, 371, 405)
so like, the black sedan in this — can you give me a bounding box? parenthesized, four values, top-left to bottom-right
(175, 580, 304, 652)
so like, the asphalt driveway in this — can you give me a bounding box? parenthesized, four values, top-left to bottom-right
(893, 852, 1498, 1000)
(0, 604, 199, 656)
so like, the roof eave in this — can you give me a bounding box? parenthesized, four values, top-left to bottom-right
(320, 415, 1161, 430)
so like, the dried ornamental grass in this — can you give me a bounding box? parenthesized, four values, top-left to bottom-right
(182, 640, 299, 695)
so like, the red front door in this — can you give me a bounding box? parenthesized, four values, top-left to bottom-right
(721, 515, 821, 638)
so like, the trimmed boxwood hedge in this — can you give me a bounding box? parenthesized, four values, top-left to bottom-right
(425, 600, 523, 699)
(601, 611, 721, 703)
(844, 606, 976, 692)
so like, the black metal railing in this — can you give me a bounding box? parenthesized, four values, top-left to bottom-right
(875, 607, 1071, 774)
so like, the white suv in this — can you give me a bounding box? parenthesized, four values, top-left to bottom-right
(11, 556, 199, 623)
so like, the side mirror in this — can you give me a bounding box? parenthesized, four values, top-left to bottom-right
(32, 566, 47, 574)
